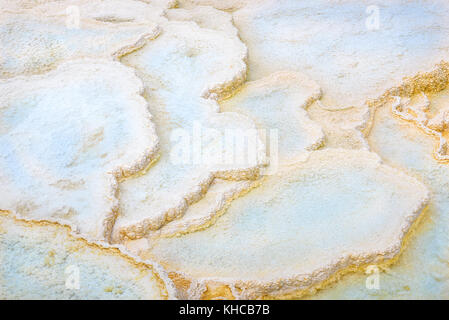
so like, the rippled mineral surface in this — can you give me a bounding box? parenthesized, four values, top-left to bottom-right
(1, 0, 449, 299)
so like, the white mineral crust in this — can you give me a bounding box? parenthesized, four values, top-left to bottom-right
(0, 0, 446, 300)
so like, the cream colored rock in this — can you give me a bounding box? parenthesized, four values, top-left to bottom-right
(178, 0, 255, 11)
(167, 5, 237, 35)
(121, 20, 247, 100)
(427, 108, 449, 132)
(114, 109, 266, 241)
(146, 71, 324, 238)
(1, 0, 446, 300)
(390, 93, 449, 161)
(313, 88, 449, 299)
(121, 71, 324, 241)
(145, 149, 429, 299)
(233, 0, 449, 109)
(0, 0, 176, 12)
(143, 0, 178, 10)
(221, 71, 324, 167)
(0, 60, 158, 240)
(114, 20, 266, 241)
(0, 0, 52, 11)
(307, 102, 370, 150)
(0, 212, 172, 299)
(0, 0, 162, 78)
(31, 0, 168, 23)
(150, 179, 254, 238)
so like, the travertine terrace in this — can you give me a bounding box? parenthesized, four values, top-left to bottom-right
(1, 0, 449, 299)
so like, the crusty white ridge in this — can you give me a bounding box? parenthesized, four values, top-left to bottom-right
(114, 17, 267, 241)
(0, 0, 164, 79)
(143, 149, 429, 299)
(0, 59, 159, 240)
(0, 0, 445, 300)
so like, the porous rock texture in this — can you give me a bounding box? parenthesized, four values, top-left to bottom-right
(138, 149, 429, 299)
(1, 0, 447, 299)
(0, 211, 173, 299)
(0, 59, 158, 240)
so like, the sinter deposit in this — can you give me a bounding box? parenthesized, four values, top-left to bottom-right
(1, 0, 448, 299)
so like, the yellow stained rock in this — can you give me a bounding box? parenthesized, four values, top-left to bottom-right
(144, 148, 429, 299)
(0, 211, 174, 299)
